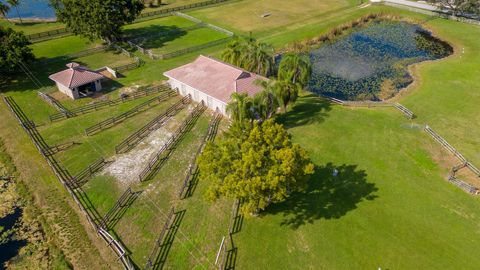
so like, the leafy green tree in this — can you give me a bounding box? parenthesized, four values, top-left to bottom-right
(0, 2, 10, 23)
(51, 0, 144, 41)
(0, 26, 34, 74)
(226, 92, 253, 124)
(221, 36, 274, 76)
(198, 119, 314, 215)
(7, 0, 22, 24)
(278, 53, 312, 88)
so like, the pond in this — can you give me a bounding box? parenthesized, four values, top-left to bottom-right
(308, 21, 452, 101)
(1, 0, 55, 19)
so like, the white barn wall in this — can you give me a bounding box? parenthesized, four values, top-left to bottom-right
(167, 78, 227, 116)
(56, 82, 79, 99)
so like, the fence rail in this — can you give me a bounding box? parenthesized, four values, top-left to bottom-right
(115, 95, 191, 154)
(138, 98, 207, 182)
(3, 96, 135, 269)
(425, 125, 480, 178)
(137, 0, 237, 21)
(72, 158, 108, 187)
(144, 207, 175, 270)
(50, 85, 169, 122)
(160, 37, 232, 60)
(393, 103, 415, 119)
(178, 112, 222, 198)
(85, 90, 177, 136)
(38, 91, 74, 117)
(98, 228, 134, 269)
(26, 28, 71, 43)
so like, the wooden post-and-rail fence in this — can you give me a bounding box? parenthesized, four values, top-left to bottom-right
(3, 96, 134, 269)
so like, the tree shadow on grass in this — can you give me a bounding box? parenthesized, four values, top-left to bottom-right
(276, 93, 332, 129)
(265, 163, 378, 229)
(123, 25, 188, 50)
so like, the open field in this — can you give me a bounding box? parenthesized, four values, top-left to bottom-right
(1, 2, 480, 269)
(188, 0, 358, 35)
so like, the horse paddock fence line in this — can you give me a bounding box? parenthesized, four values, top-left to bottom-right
(49, 85, 170, 122)
(144, 207, 175, 270)
(38, 91, 74, 117)
(115, 95, 191, 154)
(321, 95, 415, 119)
(4, 96, 135, 269)
(138, 98, 206, 182)
(85, 90, 177, 136)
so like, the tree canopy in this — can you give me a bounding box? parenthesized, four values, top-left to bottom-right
(278, 52, 312, 89)
(221, 36, 274, 76)
(198, 119, 314, 215)
(51, 0, 144, 41)
(0, 26, 34, 74)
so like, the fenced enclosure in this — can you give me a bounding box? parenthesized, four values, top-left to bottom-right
(49, 85, 170, 122)
(26, 28, 71, 43)
(3, 96, 135, 269)
(103, 187, 141, 229)
(144, 207, 175, 270)
(138, 100, 206, 182)
(38, 91, 74, 117)
(216, 199, 242, 270)
(72, 158, 108, 187)
(321, 95, 415, 119)
(178, 112, 222, 199)
(425, 125, 480, 179)
(85, 91, 177, 136)
(115, 95, 191, 154)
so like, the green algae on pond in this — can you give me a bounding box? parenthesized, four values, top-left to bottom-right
(309, 21, 453, 101)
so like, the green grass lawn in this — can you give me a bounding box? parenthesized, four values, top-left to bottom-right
(188, 0, 358, 36)
(146, 27, 228, 54)
(123, 15, 198, 39)
(30, 35, 102, 59)
(0, 20, 64, 34)
(1, 3, 480, 269)
(232, 93, 480, 269)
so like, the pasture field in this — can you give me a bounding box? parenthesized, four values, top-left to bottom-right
(0, 2, 479, 269)
(188, 0, 358, 35)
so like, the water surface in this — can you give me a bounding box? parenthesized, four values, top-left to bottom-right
(309, 21, 452, 101)
(1, 0, 55, 19)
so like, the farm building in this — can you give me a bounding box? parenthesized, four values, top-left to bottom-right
(163, 55, 266, 116)
(49, 62, 105, 99)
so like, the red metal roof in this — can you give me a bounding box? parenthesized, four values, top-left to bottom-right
(163, 55, 266, 103)
(49, 62, 104, 89)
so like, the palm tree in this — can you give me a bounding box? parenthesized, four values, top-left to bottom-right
(7, 0, 22, 24)
(221, 37, 244, 67)
(273, 80, 301, 113)
(0, 2, 11, 23)
(278, 53, 312, 88)
(254, 79, 278, 119)
(222, 36, 274, 77)
(226, 92, 253, 124)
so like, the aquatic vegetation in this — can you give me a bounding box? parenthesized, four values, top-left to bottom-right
(308, 21, 452, 101)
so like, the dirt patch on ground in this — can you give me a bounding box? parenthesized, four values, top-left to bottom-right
(102, 126, 172, 187)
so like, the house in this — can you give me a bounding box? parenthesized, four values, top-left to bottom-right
(163, 55, 266, 116)
(49, 63, 105, 99)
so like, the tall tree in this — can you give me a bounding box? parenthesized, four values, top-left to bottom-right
(226, 92, 253, 124)
(253, 79, 279, 120)
(0, 2, 10, 23)
(51, 0, 144, 41)
(7, 0, 22, 24)
(222, 36, 274, 76)
(198, 119, 314, 215)
(278, 53, 312, 88)
(273, 80, 301, 113)
(0, 26, 34, 74)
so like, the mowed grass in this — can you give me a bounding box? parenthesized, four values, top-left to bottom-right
(123, 15, 197, 38)
(30, 35, 102, 59)
(188, 0, 357, 35)
(0, 20, 65, 34)
(232, 93, 480, 269)
(147, 27, 228, 54)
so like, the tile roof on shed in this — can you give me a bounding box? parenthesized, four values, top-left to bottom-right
(49, 62, 104, 89)
(163, 55, 266, 103)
